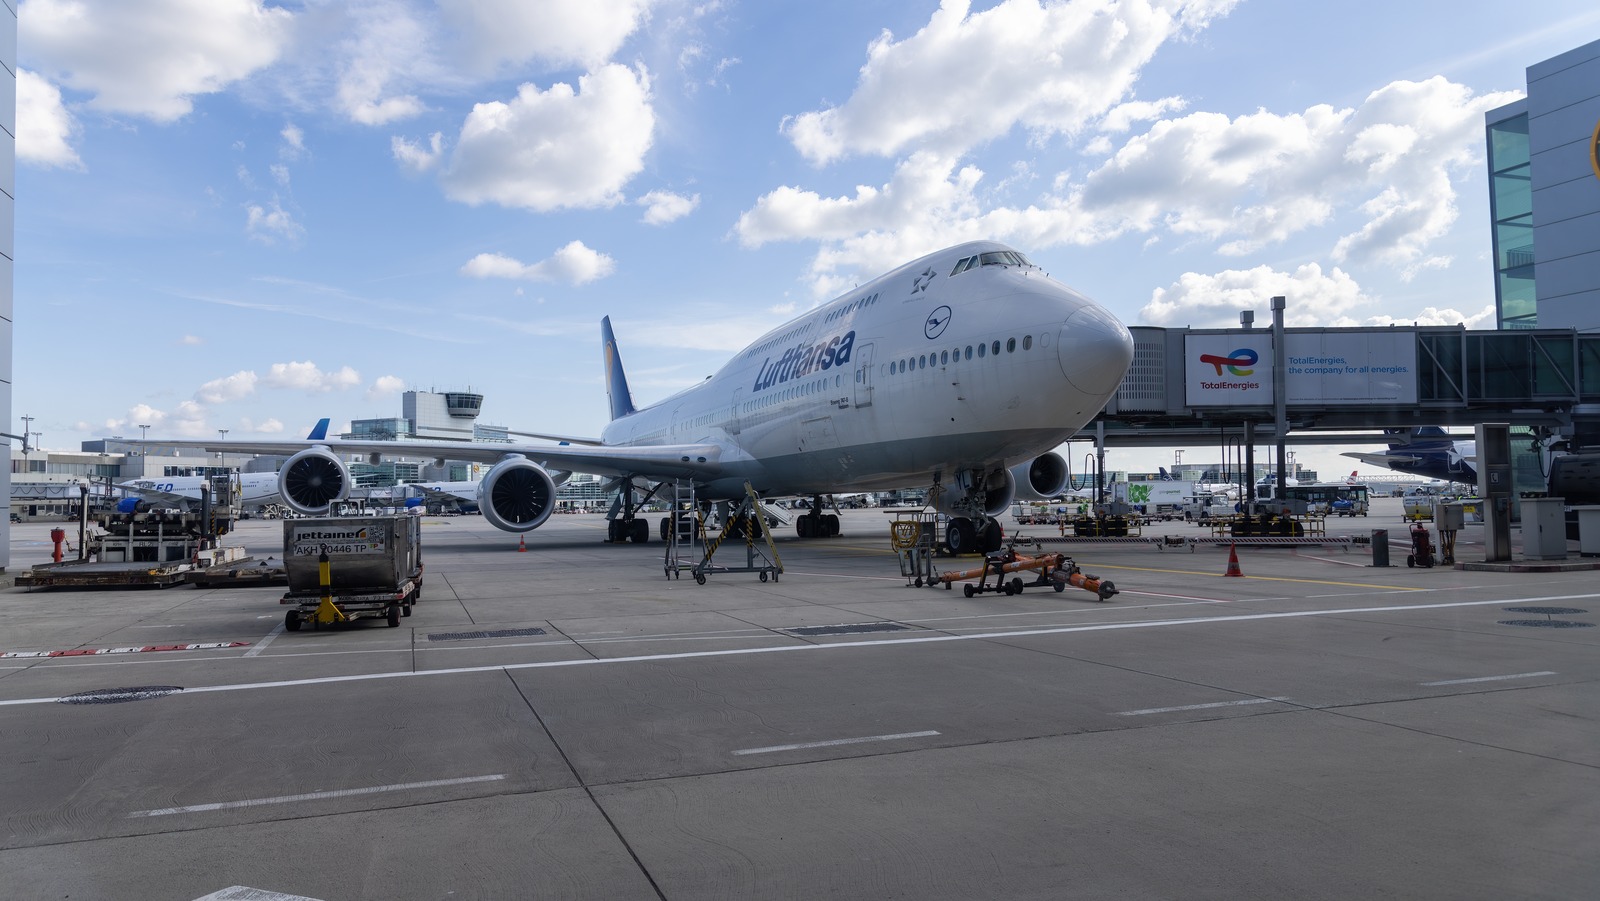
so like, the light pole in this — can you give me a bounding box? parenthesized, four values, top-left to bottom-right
(19, 414, 33, 472)
(217, 428, 229, 464)
(138, 424, 150, 453)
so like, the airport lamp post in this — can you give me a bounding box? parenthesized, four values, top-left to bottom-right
(20, 414, 33, 470)
(217, 428, 228, 463)
(1271, 296, 1288, 501)
(138, 424, 149, 455)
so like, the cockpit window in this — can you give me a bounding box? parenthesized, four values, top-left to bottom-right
(953, 251, 1033, 275)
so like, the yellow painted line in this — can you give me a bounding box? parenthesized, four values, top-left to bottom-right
(1063, 560, 1424, 591)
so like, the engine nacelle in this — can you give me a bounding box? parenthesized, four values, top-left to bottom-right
(1011, 452, 1070, 501)
(933, 468, 1016, 518)
(477, 456, 558, 533)
(278, 447, 351, 515)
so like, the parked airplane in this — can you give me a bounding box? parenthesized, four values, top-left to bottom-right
(139, 242, 1135, 553)
(116, 419, 333, 512)
(1342, 427, 1477, 485)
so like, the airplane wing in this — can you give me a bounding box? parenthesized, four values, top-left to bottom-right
(505, 429, 604, 446)
(1341, 450, 1423, 466)
(140, 437, 725, 482)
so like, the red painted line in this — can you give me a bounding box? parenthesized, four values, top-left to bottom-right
(2, 642, 250, 659)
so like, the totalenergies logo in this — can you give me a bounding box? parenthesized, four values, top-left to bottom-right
(1591, 115, 1600, 182)
(1199, 347, 1258, 377)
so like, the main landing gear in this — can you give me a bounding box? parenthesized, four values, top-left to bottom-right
(605, 478, 662, 544)
(944, 517, 1003, 555)
(795, 495, 840, 538)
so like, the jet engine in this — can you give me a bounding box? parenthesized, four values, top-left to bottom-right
(1010, 452, 1070, 501)
(933, 467, 1015, 518)
(278, 447, 351, 515)
(477, 455, 558, 533)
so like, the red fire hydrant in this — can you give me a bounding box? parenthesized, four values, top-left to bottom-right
(50, 527, 66, 563)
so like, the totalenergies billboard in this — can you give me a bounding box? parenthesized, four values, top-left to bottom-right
(1185, 331, 1417, 407)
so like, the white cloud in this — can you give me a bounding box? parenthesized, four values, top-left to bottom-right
(783, 0, 1236, 164)
(1134, 262, 1493, 330)
(439, 0, 656, 74)
(440, 64, 655, 211)
(22, 0, 294, 122)
(270, 163, 291, 187)
(195, 370, 260, 404)
(263, 361, 362, 393)
(280, 123, 305, 158)
(1139, 263, 1375, 329)
(333, 2, 430, 125)
(241, 418, 286, 434)
(392, 132, 445, 174)
(1079, 77, 1521, 262)
(740, 75, 1520, 294)
(16, 69, 82, 169)
(179, 335, 204, 346)
(367, 375, 406, 401)
(637, 190, 699, 225)
(460, 240, 617, 285)
(246, 200, 305, 244)
(1364, 304, 1499, 329)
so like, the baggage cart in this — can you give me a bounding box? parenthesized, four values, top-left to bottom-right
(280, 516, 423, 630)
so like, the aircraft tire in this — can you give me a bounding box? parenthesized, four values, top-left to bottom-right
(797, 517, 812, 539)
(946, 518, 978, 555)
(824, 514, 840, 536)
(631, 519, 649, 543)
(660, 517, 671, 541)
(979, 521, 1003, 553)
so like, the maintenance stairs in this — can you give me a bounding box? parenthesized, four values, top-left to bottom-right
(663, 480, 783, 584)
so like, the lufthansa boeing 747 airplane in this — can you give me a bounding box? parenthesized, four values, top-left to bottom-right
(142, 242, 1134, 553)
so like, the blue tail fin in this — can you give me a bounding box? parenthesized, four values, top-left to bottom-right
(601, 317, 636, 421)
(306, 418, 331, 441)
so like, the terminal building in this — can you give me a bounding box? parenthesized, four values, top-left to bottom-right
(1486, 38, 1600, 330)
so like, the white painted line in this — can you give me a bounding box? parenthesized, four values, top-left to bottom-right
(1421, 671, 1557, 686)
(734, 731, 941, 756)
(128, 774, 506, 818)
(1118, 697, 1292, 716)
(194, 886, 327, 901)
(4, 593, 1594, 709)
(243, 623, 285, 658)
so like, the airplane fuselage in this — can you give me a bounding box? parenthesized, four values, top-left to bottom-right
(601, 241, 1132, 499)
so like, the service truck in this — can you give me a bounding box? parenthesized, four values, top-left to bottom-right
(1113, 481, 1190, 518)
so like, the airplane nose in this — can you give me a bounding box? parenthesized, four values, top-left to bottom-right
(1057, 304, 1135, 398)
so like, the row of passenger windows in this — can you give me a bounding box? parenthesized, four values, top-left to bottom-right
(744, 322, 818, 360)
(889, 335, 1034, 375)
(824, 292, 880, 323)
(740, 374, 845, 414)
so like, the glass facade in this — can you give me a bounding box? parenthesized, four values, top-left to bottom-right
(1487, 111, 1536, 329)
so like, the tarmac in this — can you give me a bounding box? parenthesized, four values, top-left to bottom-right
(1, 497, 1595, 900)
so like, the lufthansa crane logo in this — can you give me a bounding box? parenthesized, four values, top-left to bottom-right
(924, 305, 951, 340)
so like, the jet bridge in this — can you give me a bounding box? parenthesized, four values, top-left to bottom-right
(1084, 325, 1600, 449)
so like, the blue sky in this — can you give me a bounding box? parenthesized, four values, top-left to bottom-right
(14, 0, 1600, 479)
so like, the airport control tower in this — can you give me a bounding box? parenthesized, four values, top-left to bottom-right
(404, 389, 483, 442)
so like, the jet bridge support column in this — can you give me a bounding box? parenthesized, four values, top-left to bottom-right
(1244, 421, 1256, 512)
(1095, 421, 1106, 509)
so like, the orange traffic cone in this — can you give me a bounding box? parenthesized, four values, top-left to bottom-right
(517, 535, 527, 553)
(1224, 543, 1243, 577)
